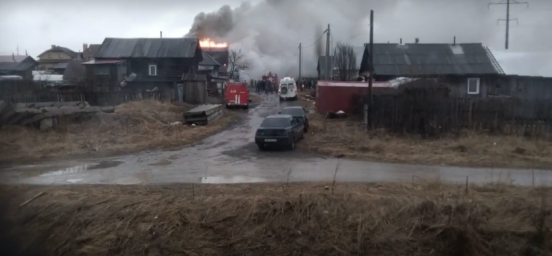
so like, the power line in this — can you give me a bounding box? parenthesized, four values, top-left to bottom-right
(488, 0, 529, 49)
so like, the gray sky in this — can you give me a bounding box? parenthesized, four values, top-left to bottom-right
(1, 0, 551, 76)
(0, 0, 255, 56)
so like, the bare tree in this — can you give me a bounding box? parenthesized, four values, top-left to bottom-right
(228, 49, 249, 79)
(334, 42, 357, 81)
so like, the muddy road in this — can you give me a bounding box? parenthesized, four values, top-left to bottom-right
(1, 93, 551, 186)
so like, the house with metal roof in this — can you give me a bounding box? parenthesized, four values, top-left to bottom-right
(83, 37, 203, 91)
(358, 43, 504, 98)
(37, 45, 81, 71)
(0, 55, 38, 80)
(82, 43, 101, 61)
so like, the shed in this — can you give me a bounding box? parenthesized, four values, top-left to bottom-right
(316, 80, 396, 114)
(181, 73, 207, 104)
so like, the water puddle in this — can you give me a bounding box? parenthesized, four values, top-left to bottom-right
(40, 160, 124, 176)
(200, 176, 268, 184)
(88, 160, 124, 170)
(41, 164, 90, 176)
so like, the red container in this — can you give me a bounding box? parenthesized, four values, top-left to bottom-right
(316, 80, 396, 114)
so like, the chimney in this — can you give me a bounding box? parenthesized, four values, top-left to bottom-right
(160, 31, 162, 38)
(415, 38, 419, 44)
(400, 38, 402, 44)
(83, 43, 88, 52)
(12, 53, 15, 62)
(453, 36, 456, 45)
(51, 45, 56, 49)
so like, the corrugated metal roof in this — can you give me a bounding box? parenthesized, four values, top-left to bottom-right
(0, 55, 28, 62)
(200, 52, 220, 66)
(0, 55, 37, 71)
(96, 38, 200, 58)
(82, 59, 125, 65)
(359, 43, 502, 76)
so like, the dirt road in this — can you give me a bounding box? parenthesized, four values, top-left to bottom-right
(1, 93, 551, 186)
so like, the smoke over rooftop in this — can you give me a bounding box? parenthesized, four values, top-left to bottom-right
(186, 0, 551, 78)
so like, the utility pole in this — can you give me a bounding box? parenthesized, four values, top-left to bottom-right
(325, 24, 331, 80)
(298, 43, 302, 82)
(367, 10, 374, 130)
(488, 0, 529, 50)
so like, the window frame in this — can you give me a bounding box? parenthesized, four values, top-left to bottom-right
(467, 77, 480, 95)
(148, 64, 157, 76)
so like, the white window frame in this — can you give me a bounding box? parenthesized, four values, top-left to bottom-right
(148, 64, 157, 76)
(467, 78, 480, 95)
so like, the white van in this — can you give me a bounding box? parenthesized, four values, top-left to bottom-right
(278, 77, 297, 101)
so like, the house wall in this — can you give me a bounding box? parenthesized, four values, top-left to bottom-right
(38, 51, 74, 70)
(441, 76, 490, 99)
(488, 76, 552, 100)
(128, 58, 197, 82)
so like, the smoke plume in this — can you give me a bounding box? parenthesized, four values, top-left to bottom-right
(186, 0, 551, 78)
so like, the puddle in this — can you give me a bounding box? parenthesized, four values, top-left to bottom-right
(67, 179, 84, 183)
(39, 160, 123, 176)
(200, 176, 268, 184)
(149, 159, 172, 166)
(88, 160, 124, 170)
(41, 164, 90, 176)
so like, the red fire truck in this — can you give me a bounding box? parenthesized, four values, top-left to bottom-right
(261, 72, 279, 91)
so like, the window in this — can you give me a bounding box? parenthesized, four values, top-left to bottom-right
(467, 78, 480, 94)
(94, 65, 110, 75)
(47, 54, 51, 58)
(148, 64, 157, 76)
(59, 53, 62, 58)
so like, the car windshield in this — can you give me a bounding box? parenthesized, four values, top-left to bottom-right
(260, 117, 290, 128)
(281, 108, 304, 116)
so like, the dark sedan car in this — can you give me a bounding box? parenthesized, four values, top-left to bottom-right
(279, 106, 309, 132)
(255, 114, 304, 150)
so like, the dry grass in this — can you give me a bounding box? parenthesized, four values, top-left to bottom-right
(301, 114, 552, 169)
(1, 182, 551, 256)
(0, 100, 236, 164)
(295, 90, 552, 169)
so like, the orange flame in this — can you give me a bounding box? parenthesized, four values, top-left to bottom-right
(199, 38, 228, 48)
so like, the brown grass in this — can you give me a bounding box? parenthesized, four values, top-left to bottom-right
(1, 182, 551, 256)
(295, 90, 552, 169)
(0, 100, 236, 164)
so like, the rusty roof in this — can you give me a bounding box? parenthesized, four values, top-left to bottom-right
(359, 43, 502, 76)
(95, 38, 200, 59)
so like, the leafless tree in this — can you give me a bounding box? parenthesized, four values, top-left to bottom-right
(228, 49, 249, 79)
(334, 42, 357, 81)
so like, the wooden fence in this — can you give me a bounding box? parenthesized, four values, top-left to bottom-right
(365, 95, 552, 137)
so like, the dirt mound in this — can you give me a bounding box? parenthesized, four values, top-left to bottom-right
(0, 100, 233, 164)
(2, 183, 551, 256)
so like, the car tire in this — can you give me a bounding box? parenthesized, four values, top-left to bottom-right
(244, 104, 249, 110)
(257, 144, 265, 151)
(304, 126, 308, 133)
(288, 138, 295, 150)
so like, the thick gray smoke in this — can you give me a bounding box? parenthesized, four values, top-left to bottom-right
(186, 0, 551, 78)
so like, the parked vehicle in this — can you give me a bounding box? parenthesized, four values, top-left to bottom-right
(262, 72, 279, 92)
(278, 77, 297, 101)
(225, 82, 249, 109)
(255, 114, 304, 150)
(279, 106, 309, 132)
